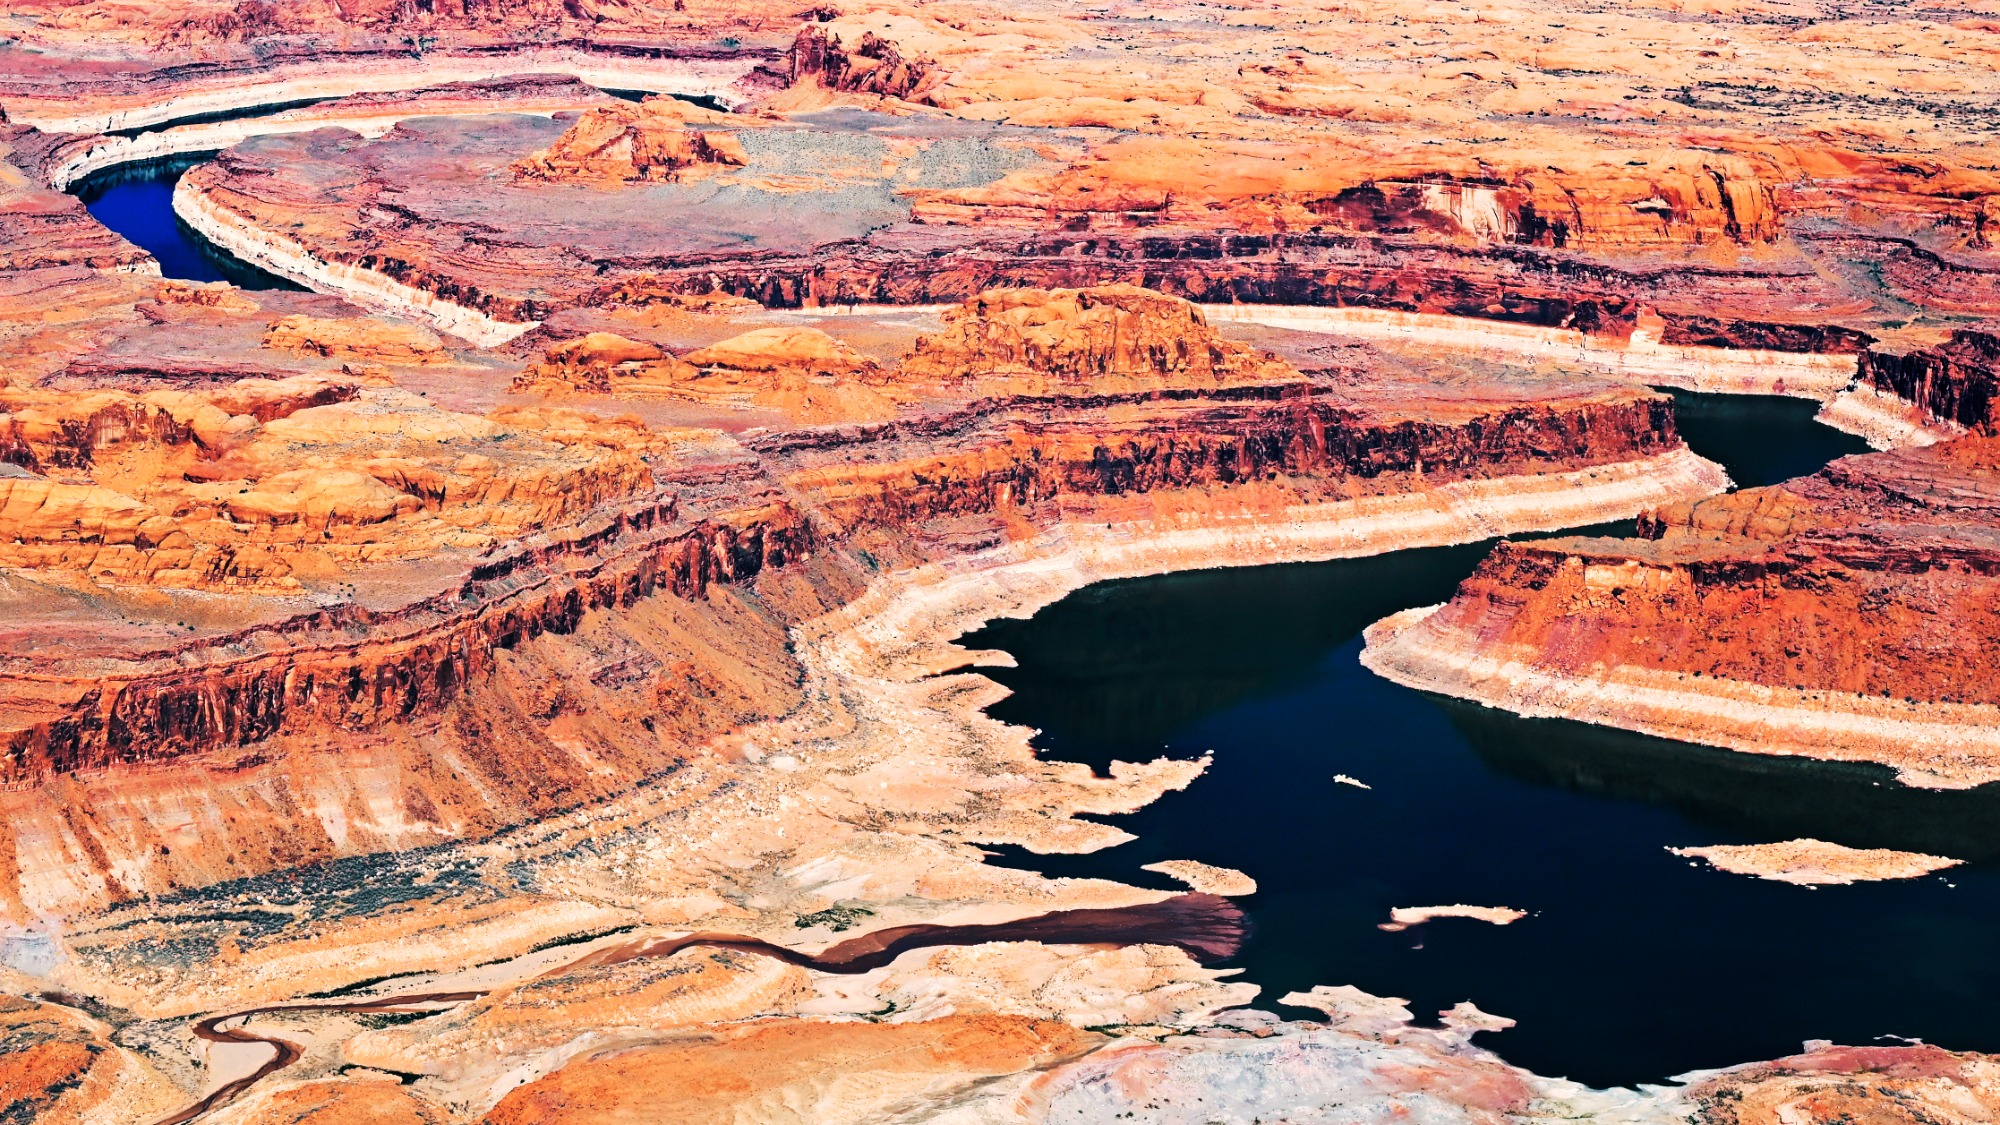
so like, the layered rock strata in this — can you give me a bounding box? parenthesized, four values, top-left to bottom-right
(36, 75, 623, 192)
(1363, 436, 2000, 787)
(512, 98, 749, 185)
(1821, 327, 2000, 449)
(1, 0, 1997, 1112)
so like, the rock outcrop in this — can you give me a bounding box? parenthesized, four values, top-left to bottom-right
(513, 100, 750, 185)
(898, 284, 1297, 390)
(0, 376, 652, 589)
(1363, 436, 2000, 787)
(789, 25, 940, 101)
(1830, 327, 2000, 446)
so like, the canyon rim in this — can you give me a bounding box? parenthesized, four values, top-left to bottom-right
(0, 0, 1998, 1123)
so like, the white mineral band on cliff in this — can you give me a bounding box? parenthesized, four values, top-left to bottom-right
(782, 303, 1857, 399)
(1670, 839, 1962, 885)
(1360, 604, 2000, 790)
(174, 181, 540, 348)
(1201, 305, 1857, 398)
(1815, 384, 1966, 450)
(10, 52, 758, 135)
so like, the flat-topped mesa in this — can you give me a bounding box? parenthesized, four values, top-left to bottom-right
(899, 285, 1299, 390)
(513, 100, 750, 185)
(0, 379, 654, 590)
(1362, 436, 2000, 787)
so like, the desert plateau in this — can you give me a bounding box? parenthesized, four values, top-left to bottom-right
(0, 0, 1997, 1121)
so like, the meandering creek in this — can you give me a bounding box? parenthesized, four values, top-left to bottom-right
(969, 391, 2000, 1087)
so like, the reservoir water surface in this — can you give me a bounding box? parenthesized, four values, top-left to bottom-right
(72, 155, 303, 291)
(70, 154, 1977, 1089)
(968, 392, 2000, 1088)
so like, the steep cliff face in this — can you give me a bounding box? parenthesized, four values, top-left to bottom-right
(0, 380, 655, 589)
(1855, 329, 2000, 435)
(0, 492, 810, 782)
(771, 385, 1684, 534)
(0, 284, 1720, 926)
(908, 141, 1788, 250)
(1363, 435, 2000, 785)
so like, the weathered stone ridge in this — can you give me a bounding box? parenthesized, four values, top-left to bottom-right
(513, 100, 750, 185)
(1363, 435, 2000, 785)
(1856, 328, 2000, 435)
(772, 384, 1684, 532)
(898, 284, 1298, 387)
(0, 492, 809, 782)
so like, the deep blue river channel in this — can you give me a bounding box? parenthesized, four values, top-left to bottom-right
(73, 155, 302, 290)
(968, 391, 2000, 1088)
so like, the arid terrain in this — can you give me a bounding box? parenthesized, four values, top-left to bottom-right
(0, 0, 1997, 1120)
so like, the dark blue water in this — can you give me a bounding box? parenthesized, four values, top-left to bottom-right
(104, 98, 329, 138)
(71, 156, 303, 290)
(964, 393, 2000, 1087)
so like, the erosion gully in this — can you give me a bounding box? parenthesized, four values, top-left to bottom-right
(146, 896, 1244, 1124)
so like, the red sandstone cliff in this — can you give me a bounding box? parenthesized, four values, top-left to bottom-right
(1363, 435, 2000, 784)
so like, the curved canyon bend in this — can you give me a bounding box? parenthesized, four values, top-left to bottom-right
(971, 390, 2000, 1086)
(4, 4, 2000, 1124)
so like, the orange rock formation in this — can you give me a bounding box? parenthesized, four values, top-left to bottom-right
(0, 0, 1995, 1115)
(513, 100, 751, 185)
(1364, 436, 2000, 786)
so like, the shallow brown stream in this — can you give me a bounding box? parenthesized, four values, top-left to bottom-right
(151, 893, 1244, 1123)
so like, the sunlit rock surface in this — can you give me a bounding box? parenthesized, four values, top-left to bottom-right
(0, 0, 1995, 1119)
(1669, 840, 1963, 885)
(1364, 436, 2000, 787)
